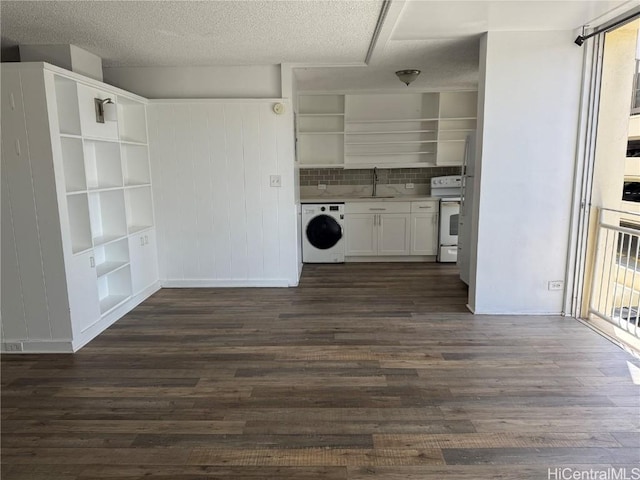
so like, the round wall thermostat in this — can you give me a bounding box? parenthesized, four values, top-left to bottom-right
(273, 103, 285, 115)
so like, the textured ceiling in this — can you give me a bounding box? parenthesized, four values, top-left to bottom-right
(0, 0, 382, 66)
(0, 0, 636, 91)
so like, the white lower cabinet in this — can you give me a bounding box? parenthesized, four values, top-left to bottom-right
(68, 250, 101, 334)
(410, 200, 439, 256)
(345, 200, 438, 259)
(410, 213, 438, 255)
(378, 214, 411, 255)
(345, 202, 411, 257)
(345, 214, 377, 256)
(129, 228, 159, 294)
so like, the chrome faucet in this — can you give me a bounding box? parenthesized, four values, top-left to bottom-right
(372, 167, 378, 197)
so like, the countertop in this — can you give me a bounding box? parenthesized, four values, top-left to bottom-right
(301, 196, 439, 203)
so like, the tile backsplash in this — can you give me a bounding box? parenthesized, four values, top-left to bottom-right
(299, 167, 461, 187)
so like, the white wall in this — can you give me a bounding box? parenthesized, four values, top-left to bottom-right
(470, 31, 583, 314)
(148, 99, 299, 287)
(104, 65, 281, 99)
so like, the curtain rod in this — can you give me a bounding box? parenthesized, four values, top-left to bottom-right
(575, 10, 640, 46)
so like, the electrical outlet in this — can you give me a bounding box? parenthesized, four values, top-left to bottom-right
(406, 183, 415, 189)
(317, 184, 327, 190)
(269, 175, 282, 187)
(548, 280, 564, 291)
(3, 342, 23, 352)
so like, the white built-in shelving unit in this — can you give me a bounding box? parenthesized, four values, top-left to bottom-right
(296, 94, 345, 167)
(1, 62, 159, 352)
(296, 91, 477, 169)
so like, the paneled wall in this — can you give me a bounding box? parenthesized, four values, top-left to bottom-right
(148, 100, 298, 287)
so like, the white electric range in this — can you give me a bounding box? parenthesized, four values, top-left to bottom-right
(430, 175, 462, 263)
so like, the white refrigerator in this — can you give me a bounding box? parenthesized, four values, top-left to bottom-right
(457, 133, 476, 285)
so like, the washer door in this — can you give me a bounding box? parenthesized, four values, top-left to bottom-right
(306, 214, 342, 250)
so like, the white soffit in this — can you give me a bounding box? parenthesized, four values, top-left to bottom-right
(392, 0, 634, 40)
(0, 0, 383, 66)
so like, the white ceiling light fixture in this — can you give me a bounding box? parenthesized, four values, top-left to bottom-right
(395, 69, 420, 86)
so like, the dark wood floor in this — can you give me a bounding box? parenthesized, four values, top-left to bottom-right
(2, 263, 640, 479)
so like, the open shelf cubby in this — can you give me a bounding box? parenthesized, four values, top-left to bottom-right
(54, 76, 81, 136)
(346, 93, 439, 122)
(122, 144, 151, 186)
(298, 94, 344, 115)
(117, 96, 148, 143)
(95, 237, 130, 278)
(125, 186, 154, 234)
(85, 140, 123, 190)
(97, 265, 132, 314)
(439, 91, 478, 119)
(89, 190, 127, 246)
(61, 137, 87, 192)
(66, 193, 93, 254)
(77, 84, 119, 141)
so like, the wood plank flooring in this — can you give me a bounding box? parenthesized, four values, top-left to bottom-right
(2, 263, 640, 479)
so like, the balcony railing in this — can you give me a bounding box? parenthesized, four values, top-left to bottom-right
(589, 207, 640, 342)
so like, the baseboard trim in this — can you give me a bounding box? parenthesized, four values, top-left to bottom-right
(1, 340, 74, 354)
(345, 256, 436, 263)
(161, 279, 292, 288)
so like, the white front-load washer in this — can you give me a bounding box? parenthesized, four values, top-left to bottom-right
(302, 203, 345, 263)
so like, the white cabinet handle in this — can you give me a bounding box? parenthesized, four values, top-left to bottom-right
(89, 256, 95, 268)
(140, 236, 145, 246)
(144, 235, 149, 245)
(418, 206, 433, 209)
(9, 92, 15, 110)
(369, 208, 386, 211)
(15, 139, 20, 156)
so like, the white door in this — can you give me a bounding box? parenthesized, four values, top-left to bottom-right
(378, 213, 411, 255)
(345, 214, 377, 256)
(129, 228, 159, 295)
(68, 250, 101, 334)
(411, 213, 438, 255)
(439, 201, 460, 246)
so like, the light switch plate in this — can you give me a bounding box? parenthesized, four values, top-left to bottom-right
(270, 175, 282, 187)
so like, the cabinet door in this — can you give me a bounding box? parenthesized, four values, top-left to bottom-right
(345, 214, 377, 256)
(129, 228, 159, 294)
(378, 213, 411, 256)
(68, 250, 101, 334)
(411, 213, 438, 256)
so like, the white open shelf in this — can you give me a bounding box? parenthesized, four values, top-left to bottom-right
(85, 139, 123, 190)
(54, 76, 81, 136)
(77, 84, 119, 140)
(95, 237, 130, 278)
(97, 265, 132, 314)
(125, 186, 154, 233)
(297, 91, 476, 168)
(298, 94, 344, 115)
(66, 193, 93, 254)
(61, 137, 86, 192)
(439, 91, 478, 119)
(89, 190, 128, 246)
(298, 134, 344, 166)
(346, 93, 439, 122)
(298, 115, 344, 134)
(122, 143, 151, 186)
(117, 96, 148, 143)
(437, 142, 468, 166)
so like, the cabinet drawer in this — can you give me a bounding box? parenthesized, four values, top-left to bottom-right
(346, 201, 410, 214)
(411, 201, 438, 213)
